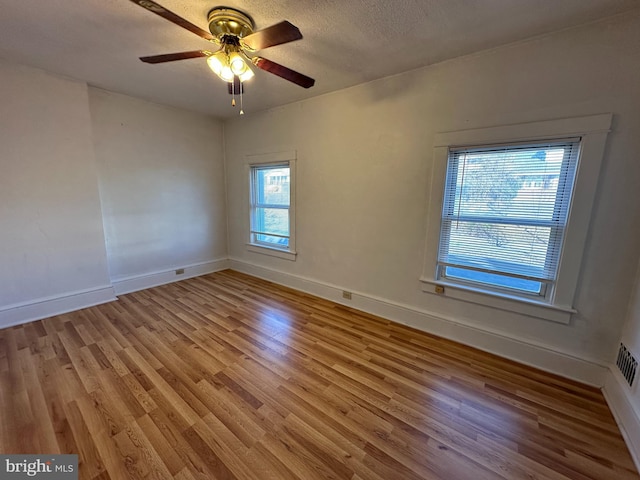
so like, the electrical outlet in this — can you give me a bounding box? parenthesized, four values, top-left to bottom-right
(342, 291, 352, 300)
(175, 268, 185, 275)
(435, 285, 445, 294)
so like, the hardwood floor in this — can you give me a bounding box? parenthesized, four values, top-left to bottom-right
(0, 270, 637, 480)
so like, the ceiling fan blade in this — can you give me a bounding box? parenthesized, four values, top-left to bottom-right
(252, 57, 315, 88)
(140, 50, 213, 64)
(242, 21, 302, 50)
(129, 0, 217, 42)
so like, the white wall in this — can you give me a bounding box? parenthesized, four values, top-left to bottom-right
(0, 61, 228, 324)
(603, 259, 640, 468)
(88, 89, 228, 291)
(224, 11, 640, 384)
(0, 61, 113, 326)
(623, 270, 640, 366)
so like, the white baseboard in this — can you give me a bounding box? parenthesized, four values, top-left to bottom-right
(0, 285, 117, 330)
(229, 258, 608, 387)
(112, 258, 230, 295)
(603, 368, 640, 472)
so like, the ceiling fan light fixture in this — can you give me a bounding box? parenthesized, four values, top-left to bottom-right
(219, 65, 235, 82)
(208, 49, 253, 83)
(229, 52, 248, 75)
(239, 68, 254, 82)
(206, 51, 226, 75)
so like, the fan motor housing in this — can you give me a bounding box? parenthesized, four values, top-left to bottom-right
(207, 7, 254, 39)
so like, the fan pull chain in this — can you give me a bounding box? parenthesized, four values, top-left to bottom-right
(231, 78, 236, 107)
(240, 82, 244, 115)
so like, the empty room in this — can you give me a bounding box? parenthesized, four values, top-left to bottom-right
(1, 0, 640, 479)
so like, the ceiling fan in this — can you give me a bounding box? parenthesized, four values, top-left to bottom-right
(130, 0, 315, 111)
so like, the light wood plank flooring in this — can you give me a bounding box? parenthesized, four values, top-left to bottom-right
(0, 270, 637, 479)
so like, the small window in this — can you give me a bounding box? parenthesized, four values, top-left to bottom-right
(250, 163, 291, 250)
(437, 139, 580, 300)
(246, 150, 297, 260)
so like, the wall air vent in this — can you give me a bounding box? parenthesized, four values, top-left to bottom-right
(616, 343, 638, 387)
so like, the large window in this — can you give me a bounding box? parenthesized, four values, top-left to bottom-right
(421, 114, 611, 323)
(246, 150, 296, 260)
(437, 139, 580, 299)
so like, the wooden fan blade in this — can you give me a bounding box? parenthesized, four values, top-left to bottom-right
(253, 57, 315, 88)
(129, 0, 216, 42)
(242, 21, 302, 50)
(140, 50, 213, 64)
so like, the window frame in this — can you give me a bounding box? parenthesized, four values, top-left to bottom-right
(245, 150, 297, 261)
(420, 114, 612, 324)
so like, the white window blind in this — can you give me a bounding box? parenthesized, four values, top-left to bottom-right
(437, 138, 581, 295)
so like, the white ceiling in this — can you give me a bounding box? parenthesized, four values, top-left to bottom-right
(0, 0, 638, 119)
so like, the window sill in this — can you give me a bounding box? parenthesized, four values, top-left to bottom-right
(247, 243, 297, 261)
(419, 277, 575, 324)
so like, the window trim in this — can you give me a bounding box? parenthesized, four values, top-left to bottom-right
(245, 150, 297, 261)
(420, 114, 612, 323)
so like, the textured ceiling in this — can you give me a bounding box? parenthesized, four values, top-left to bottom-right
(0, 0, 638, 118)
